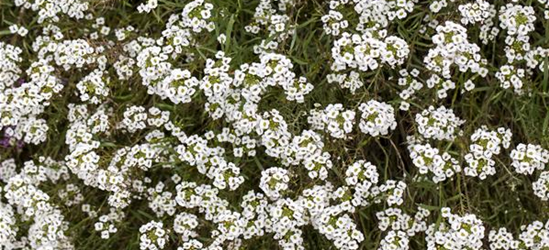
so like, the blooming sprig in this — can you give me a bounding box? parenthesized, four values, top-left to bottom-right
(533, 171, 549, 201)
(426, 208, 485, 250)
(358, 100, 397, 137)
(458, 0, 498, 44)
(499, 4, 536, 37)
(259, 167, 290, 200)
(409, 143, 461, 183)
(511, 143, 549, 175)
(308, 103, 356, 139)
(415, 106, 465, 141)
(464, 126, 512, 179)
(424, 21, 488, 80)
(345, 160, 379, 187)
(139, 221, 169, 250)
(173, 212, 199, 241)
(495, 65, 527, 95)
(314, 206, 364, 250)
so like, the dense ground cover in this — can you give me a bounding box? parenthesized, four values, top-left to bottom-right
(2, 0, 549, 249)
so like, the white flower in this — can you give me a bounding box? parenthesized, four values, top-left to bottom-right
(511, 143, 549, 175)
(308, 103, 355, 139)
(139, 221, 168, 250)
(464, 126, 512, 179)
(259, 167, 290, 200)
(415, 106, 465, 141)
(409, 143, 461, 183)
(533, 171, 549, 201)
(426, 208, 485, 250)
(358, 100, 397, 137)
(137, 0, 158, 13)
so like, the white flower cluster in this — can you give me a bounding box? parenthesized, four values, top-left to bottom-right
(94, 209, 124, 239)
(0, 201, 18, 249)
(489, 227, 520, 250)
(358, 100, 397, 137)
(396, 69, 423, 111)
(0, 45, 66, 145)
(345, 160, 379, 187)
(58, 183, 84, 207)
(0, 42, 22, 90)
(499, 4, 536, 37)
(1, 158, 72, 249)
(425, 21, 488, 81)
(426, 207, 485, 250)
(415, 105, 465, 141)
(464, 126, 512, 179)
(458, 0, 498, 44)
(138, 0, 158, 13)
(409, 143, 461, 183)
(173, 212, 199, 241)
(495, 4, 543, 94)
(377, 207, 430, 250)
(533, 171, 549, 201)
(5, 116, 50, 145)
(118, 106, 169, 133)
(495, 65, 527, 94)
(510, 143, 549, 175)
(321, 0, 418, 36)
(8, 24, 29, 37)
(259, 167, 290, 200)
(13, 0, 88, 23)
(489, 220, 549, 249)
(147, 182, 177, 217)
(283, 130, 333, 180)
(175, 133, 245, 191)
(328, 31, 409, 92)
(518, 220, 549, 249)
(76, 69, 110, 104)
(308, 103, 356, 139)
(245, 0, 296, 53)
(139, 221, 168, 250)
(429, 0, 455, 13)
(315, 206, 364, 250)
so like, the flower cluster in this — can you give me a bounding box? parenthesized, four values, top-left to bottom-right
(458, 0, 498, 44)
(139, 221, 168, 250)
(495, 4, 541, 94)
(415, 106, 465, 141)
(495, 65, 527, 94)
(464, 126, 512, 179)
(499, 4, 536, 37)
(489, 220, 549, 249)
(409, 143, 461, 183)
(321, 0, 418, 36)
(245, 0, 296, 53)
(308, 103, 356, 139)
(424, 21, 488, 81)
(328, 31, 409, 92)
(533, 171, 549, 201)
(14, 0, 89, 23)
(426, 207, 485, 250)
(357, 100, 397, 137)
(511, 143, 549, 175)
(377, 207, 430, 250)
(259, 167, 290, 200)
(138, 0, 158, 13)
(396, 68, 423, 111)
(283, 130, 332, 180)
(1, 158, 72, 249)
(315, 206, 364, 250)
